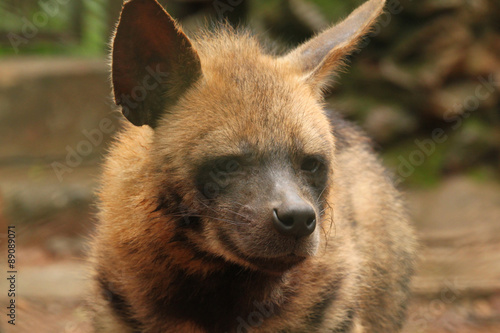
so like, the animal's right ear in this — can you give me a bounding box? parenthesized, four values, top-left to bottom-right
(112, 0, 202, 128)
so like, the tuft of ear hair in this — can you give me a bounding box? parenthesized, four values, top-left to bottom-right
(283, 0, 386, 91)
(111, 0, 201, 128)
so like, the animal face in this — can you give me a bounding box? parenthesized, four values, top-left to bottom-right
(151, 54, 336, 273)
(111, 0, 386, 274)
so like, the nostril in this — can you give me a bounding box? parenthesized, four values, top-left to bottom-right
(306, 217, 316, 228)
(272, 209, 293, 235)
(273, 205, 317, 238)
(274, 209, 294, 227)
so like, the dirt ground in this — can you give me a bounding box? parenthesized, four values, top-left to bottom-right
(1, 176, 500, 333)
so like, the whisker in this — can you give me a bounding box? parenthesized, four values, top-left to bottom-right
(197, 198, 250, 221)
(217, 206, 249, 220)
(316, 185, 328, 203)
(170, 213, 246, 226)
(191, 199, 249, 226)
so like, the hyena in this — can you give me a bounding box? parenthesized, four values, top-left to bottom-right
(88, 0, 416, 332)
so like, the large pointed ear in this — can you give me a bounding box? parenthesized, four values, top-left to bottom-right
(283, 0, 386, 91)
(112, 0, 202, 128)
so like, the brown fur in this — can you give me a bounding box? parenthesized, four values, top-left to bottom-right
(88, 0, 416, 332)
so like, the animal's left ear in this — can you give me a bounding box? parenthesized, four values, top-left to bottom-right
(283, 0, 386, 91)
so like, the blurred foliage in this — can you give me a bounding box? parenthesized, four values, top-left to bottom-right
(0, 0, 107, 56)
(0, 0, 499, 186)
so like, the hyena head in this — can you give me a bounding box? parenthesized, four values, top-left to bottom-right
(112, 0, 386, 274)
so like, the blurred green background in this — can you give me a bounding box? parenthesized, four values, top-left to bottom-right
(0, 1, 499, 332)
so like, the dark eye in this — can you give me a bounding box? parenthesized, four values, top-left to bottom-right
(195, 156, 245, 199)
(301, 157, 322, 173)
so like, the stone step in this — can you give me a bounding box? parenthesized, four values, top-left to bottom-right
(0, 163, 99, 251)
(0, 57, 119, 160)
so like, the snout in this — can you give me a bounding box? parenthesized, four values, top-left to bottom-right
(211, 181, 320, 272)
(272, 188, 316, 238)
(272, 198, 316, 238)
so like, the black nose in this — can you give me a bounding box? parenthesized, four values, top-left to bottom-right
(272, 202, 316, 238)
